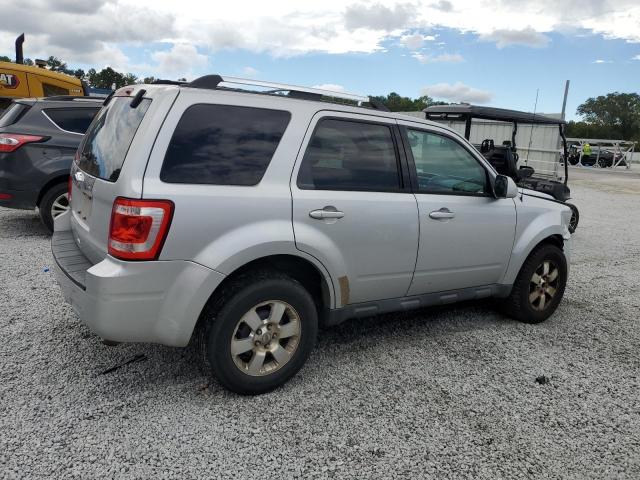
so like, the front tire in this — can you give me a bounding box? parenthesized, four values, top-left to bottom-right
(39, 182, 69, 233)
(500, 244, 568, 324)
(566, 203, 579, 234)
(197, 271, 318, 395)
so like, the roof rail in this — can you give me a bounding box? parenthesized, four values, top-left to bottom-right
(38, 96, 102, 102)
(185, 74, 372, 106)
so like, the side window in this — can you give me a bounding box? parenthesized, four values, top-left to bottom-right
(42, 83, 69, 97)
(297, 118, 401, 191)
(44, 108, 99, 134)
(161, 104, 290, 186)
(407, 129, 487, 195)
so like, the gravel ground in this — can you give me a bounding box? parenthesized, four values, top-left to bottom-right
(1, 168, 639, 479)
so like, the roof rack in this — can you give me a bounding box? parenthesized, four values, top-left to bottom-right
(173, 74, 386, 110)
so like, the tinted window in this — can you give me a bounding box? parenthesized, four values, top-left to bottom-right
(0, 102, 29, 128)
(42, 83, 69, 96)
(76, 97, 151, 181)
(407, 129, 487, 195)
(44, 108, 99, 134)
(161, 104, 291, 185)
(297, 119, 400, 191)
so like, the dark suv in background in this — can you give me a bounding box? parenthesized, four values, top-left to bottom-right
(0, 96, 101, 231)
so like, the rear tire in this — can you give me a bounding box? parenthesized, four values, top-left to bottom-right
(499, 244, 567, 324)
(196, 270, 318, 395)
(39, 182, 69, 233)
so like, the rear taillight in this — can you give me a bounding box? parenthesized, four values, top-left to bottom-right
(108, 197, 174, 261)
(0, 133, 45, 153)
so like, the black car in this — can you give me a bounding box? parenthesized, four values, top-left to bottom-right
(0, 96, 101, 231)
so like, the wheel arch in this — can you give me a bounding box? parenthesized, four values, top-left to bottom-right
(196, 253, 336, 332)
(36, 172, 69, 206)
(503, 228, 567, 286)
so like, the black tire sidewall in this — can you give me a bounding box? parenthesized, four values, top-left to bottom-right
(205, 277, 318, 395)
(39, 182, 68, 233)
(517, 245, 568, 323)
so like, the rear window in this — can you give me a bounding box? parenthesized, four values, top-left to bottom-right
(0, 103, 29, 128)
(44, 108, 99, 134)
(160, 104, 291, 185)
(76, 97, 151, 181)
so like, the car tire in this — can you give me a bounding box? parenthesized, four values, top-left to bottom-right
(499, 243, 568, 324)
(196, 270, 318, 395)
(39, 182, 69, 233)
(566, 203, 579, 234)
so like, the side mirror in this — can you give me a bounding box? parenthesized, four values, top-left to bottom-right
(494, 174, 518, 199)
(518, 165, 535, 179)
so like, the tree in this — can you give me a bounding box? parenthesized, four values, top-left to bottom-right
(46, 56, 73, 74)
(142, 76, 156, 84)
(123, 73, 138, 86)
(0, 55, 11, 62)
(369, 92, 447, 112)
(73, 69, 85, 80)
(576, 92, 640, 141)
(88, 67, 125, 89)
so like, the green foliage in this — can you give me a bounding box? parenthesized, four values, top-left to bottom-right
(86, 67, 138, 89)
(142, 76, 157, 84)
(369, 92, 447, 112)
(574, 92, 640, 141)
(0, 55, 11, 62)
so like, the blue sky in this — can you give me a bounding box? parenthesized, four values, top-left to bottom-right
(2, 1, 639, 120)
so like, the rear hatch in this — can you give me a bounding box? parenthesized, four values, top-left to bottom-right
(69, 86, 178, 263)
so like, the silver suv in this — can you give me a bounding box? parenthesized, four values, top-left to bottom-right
(52, 75, 572, 394)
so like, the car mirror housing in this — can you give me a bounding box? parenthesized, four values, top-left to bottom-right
(494, 174, 518, 199)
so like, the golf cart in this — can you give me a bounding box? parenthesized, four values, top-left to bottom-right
(424, 104, 579, 233)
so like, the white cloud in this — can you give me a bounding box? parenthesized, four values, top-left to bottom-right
(242, 66, 259, 76)
(592, 59, 612, 64)
(344, 3, 417, 31)
(412, 52, 464, 63)
(632, 55, 640, 60)
(151, 44, 208, 79)
(401, 33, 437, 49)
(312, 83, 346, 92)
(1, 0, 640, 75)
(421, 81, 493, 103)
(432, 0, 453, 12)
(479, 28, 551, 48)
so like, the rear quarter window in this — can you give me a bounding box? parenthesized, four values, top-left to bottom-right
(0, 103, 30, 128)
(43, 108, 99, 134)
(160, 104, 291, 185)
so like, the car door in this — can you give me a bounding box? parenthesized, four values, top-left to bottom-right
(291, 112, 419, 306)
(398, 122, 516, 295)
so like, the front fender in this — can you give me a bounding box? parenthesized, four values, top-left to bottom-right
(503, 198, 570, 285)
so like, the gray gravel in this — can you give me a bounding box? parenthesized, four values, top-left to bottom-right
(1, 168, 639, 479)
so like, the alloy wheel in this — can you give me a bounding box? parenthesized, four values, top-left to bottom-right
(230, 300, 301, 376)
(529, 260, 559, 311)
(51, 193, 69, 220)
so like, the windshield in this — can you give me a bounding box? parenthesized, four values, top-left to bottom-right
(76, 97, 151, 181)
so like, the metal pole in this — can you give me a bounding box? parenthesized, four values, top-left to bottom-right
(560, 80, 570, 121)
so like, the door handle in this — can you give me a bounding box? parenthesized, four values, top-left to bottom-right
(309, 206, 345, 220)
(429, 208, 455, 220)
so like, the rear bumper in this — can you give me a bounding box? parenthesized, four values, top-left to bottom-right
(51, 220, 226, 347)
(0, 186, 37, 210)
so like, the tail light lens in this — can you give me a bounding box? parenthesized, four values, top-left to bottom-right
(0, 133, 45, 153)
(108, 197, 174, 261)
